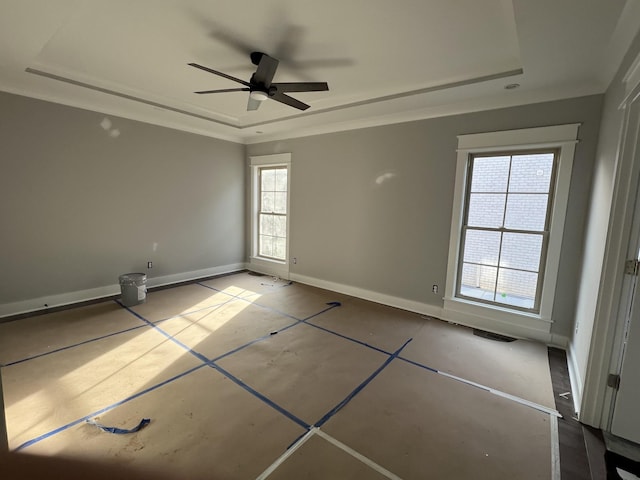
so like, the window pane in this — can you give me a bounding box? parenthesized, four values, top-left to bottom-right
(274, 192, 287, 214)
(259, 235, 273, 257)
(500, 233, 542, 272)
(275, 169, 288, 192)
(471, 156, 510, 192)
(509, 153, 554, 193)
(260, 214, 274, 236)
(273, 237, 286, 260)
(504, 194, 548, 230)
(467, 194, 505, 228)
(463, 229, 501, 266)
(261, 169, 276, 191)
(274, 215, 287, 237)
(460, 263, 497, 300)
(261, 192, 275, 212)
(495, 269, 537, 309)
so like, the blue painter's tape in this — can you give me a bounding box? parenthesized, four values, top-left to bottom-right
(211, 320, 301, 363)
(314, 338, 413, 428)
(86, 418, 150, 434)
(198, 283, 344, 325)
(119, 295, 314, 432)
(301, 304, 342, 323)
(286, 428, 312, 450)
(198, 282, 302, 322)
(16, 364, 206, 451)
(302, 321, 392, 356)
(15, 291, 349, 450)
(209, 362, 310, 430)
(396, 355, 439, 374)
(119, 302, 212, 364)
(151, 297, 237, 325)
(2, 322, 150, 368)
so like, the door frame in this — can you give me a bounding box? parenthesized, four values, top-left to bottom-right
(580, 73, 640, 429)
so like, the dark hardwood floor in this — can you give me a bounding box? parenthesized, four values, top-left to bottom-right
(549, 347, 605, 480)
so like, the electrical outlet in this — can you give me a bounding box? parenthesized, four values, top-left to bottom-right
(432, 284, 438, 294)
(147, 261, 153, 269)
(292, 257, 297, 264)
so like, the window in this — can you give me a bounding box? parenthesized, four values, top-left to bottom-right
(249, 153, 291, 276)
(258, 166, 288, 260)
(445, 124, 579, 334)
(458, 150, 557, 312)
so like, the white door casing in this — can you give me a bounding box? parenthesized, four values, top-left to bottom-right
(611, 85, 640, 443)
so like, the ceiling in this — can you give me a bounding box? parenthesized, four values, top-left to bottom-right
(1, 0, 638, 144)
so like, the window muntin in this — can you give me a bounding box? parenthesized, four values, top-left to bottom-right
(456, 150, 557, 312)
(258, 166, 288, 261)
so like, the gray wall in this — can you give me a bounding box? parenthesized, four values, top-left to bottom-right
(0, 92, 246, 305)
(248, 95, 603, 338)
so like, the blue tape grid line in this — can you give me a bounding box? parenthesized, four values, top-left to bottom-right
(209, 363, 310, 430)
(15, 289, 408, 452)
(120, 302, 212, 364)
(13, 293, 340, 451)
(197, 282, 302, 323)
(302, 320, 391, 356)
(121, 301, 313, 429)
(13, 313, 313, 450)
(150, 296, 238, 324)
(198, 282, 391, 356)
(15, 364, 206, 451)
(1, 294, 238, 368)
(13, 278, 559, 451)
(211, 319, 301, 363)
(314, 338, 412, 428)
(1, 322, 149, 367)
(396, 355, 438, 374)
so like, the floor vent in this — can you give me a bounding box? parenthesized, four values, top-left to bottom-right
(473, 329, 516, 342)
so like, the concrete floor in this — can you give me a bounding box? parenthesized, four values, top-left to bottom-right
(1, 272, 559, 479)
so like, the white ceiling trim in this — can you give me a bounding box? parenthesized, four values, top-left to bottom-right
(25, 63, 524, 134)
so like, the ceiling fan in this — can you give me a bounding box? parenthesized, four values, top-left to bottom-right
(189, 51, 329, 111)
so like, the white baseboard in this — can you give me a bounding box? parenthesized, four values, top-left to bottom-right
(289, 272, 568, 347)
(146, 263, 247, 289)
(290, 272, 442, 320)
(0, 263, 247, 319)
(566, 341, 584, 417)
(248, 257, 290, 280)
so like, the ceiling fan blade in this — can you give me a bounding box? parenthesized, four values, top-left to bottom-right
(273, 25, 304, 62)
(288, 58, 355, 69)
(252, 53, 279, 87)
(195, 88, 250, 94)
(188, 63, 252, 88)
(209, 29, 254, 56)
(247, 96, 262, 111)
(271, 82, 329, 93)
(271, 91, 310, 111)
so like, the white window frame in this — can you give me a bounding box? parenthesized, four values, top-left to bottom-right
(444, 124, 579, 335)
(249, 153, 291, 278)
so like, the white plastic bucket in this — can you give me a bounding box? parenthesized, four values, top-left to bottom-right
(119, 273, 147, 307)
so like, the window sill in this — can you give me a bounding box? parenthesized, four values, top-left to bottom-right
(250, 256, 286, 265)
(249, 256, 289, 278)
(443, 296, 552, 336)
